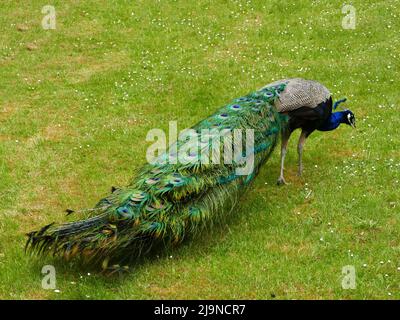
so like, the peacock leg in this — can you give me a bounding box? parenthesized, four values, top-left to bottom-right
(277, 129, 291, 185)
(297, 130, 308, 176)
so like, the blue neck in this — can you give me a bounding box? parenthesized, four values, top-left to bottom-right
(318, 112, 346, 131)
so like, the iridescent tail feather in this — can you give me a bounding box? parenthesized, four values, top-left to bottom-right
(26, 83, 288, 268)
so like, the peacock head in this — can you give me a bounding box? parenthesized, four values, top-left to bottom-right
(334, 98, 356, 128)
(343, 109, 356, 128)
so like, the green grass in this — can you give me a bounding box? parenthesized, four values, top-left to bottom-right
(0, 0, 399, 299)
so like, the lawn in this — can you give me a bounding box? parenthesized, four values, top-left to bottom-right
(0, 0, 399, 299)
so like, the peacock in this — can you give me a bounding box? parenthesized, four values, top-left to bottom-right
(26, 78, 355, 270)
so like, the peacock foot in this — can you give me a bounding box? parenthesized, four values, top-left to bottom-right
(277, 177, 288, 186)
(297, 170, 303, 177)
